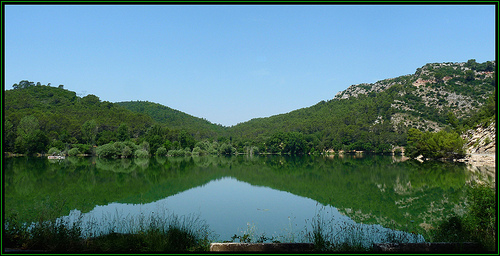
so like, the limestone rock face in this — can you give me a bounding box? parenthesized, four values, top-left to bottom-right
(459, 121, 496, 167)
(462, 122, 496, 154)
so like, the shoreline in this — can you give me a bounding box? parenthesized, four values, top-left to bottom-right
(458, 153, 496, 168)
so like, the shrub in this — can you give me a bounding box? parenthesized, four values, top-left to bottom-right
(72, 144, 92, 155)
(218, 143, 236, 155)
(48, 147, 61, 156)
(192, 146, 206, 156)
(134, 149, 149, 158)
(156, 147, 168, 156)
(96, 143, 118, 158)
(68, 148, 80, 156)
(123, 141, 138, 152)
(122, 146, 132, 158)
(168, 149, 187, 157)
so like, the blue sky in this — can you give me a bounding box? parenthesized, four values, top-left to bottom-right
(4, 4, 496, 126)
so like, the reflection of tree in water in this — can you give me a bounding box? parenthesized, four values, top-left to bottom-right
(134, 158, 149, 170)
(95, 158, 137, 173)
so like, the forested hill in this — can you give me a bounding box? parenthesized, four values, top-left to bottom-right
(3, 60, 495, 155)
(226, 60, 496, 152)
(116, 101, 226, 137)
(3, 84, 224, 155)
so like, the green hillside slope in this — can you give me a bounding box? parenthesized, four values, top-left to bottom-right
(227, 60, 496, 153)
(116, 101, 226, 139)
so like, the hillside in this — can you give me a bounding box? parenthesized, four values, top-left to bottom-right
(3, 84, 221, 155)
(227, 60, 496, 152)
(116, 101, 226, 138)
(335, 60, 495, 130)
(3, 60, 495, 155)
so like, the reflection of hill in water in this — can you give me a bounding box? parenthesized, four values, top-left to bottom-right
(4, 155, 485, 233)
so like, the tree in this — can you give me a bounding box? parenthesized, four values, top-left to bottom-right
(3, 120, 15, 152)
(406, 128, 465, 160)
(117, 123, 130, 141)
(465, 70, 475, 81)
(12, 80, 35, 89)
(81, 120, 98, 146)
(17, 115, 40, 137)
(14, 115, 48, 154)
(179, 130, 196, 150)
(446, 112, 459, 129)
(434, 72, 444, 83)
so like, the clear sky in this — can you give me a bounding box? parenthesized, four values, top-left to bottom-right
(4, 4, 496, 127)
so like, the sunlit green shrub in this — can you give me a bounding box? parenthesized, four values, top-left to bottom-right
(68, 148, 80, 156)
(156, 147, 168, 156)
(134, 149, 149, 158)
(48, 147, 61, 156)
(96, 143, 118, 158)
(122, 146, 132, 158)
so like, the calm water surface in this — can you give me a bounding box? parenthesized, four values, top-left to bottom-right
(4, 155, 494, 243)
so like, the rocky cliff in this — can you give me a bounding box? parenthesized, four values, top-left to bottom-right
(459, 121, 496, 167)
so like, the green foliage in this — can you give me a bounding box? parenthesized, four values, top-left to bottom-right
(4, 60, 495, 156)
(116, 101, 226, 140)
(218, 143, 236, 155)
(266, 132, 307, 155)
(3, 210, 213, 252)
(156, 147, 168, 156)
(463, 183, 496, 250)
(167, 149, 189, 157)
(134, 149, 150, 158)
(68, 147, 80, 156)
(431, 183, 496, 251)
(48, 147, 61, 156)
(96, 143, 119, 158)
(72, 144, 92, 155)
(96, 141, 143, 158)
(406, 128, 465, 159)
(117, 123, 130, 141)
(81, 120, 98, 146)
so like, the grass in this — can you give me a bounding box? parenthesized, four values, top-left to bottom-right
(303, 210, 424, 252)
(4, 209, 214, 252)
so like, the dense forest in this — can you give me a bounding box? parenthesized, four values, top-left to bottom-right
(3, 60, 496, 158)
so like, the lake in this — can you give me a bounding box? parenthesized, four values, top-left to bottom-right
(3, 154, 494, 244)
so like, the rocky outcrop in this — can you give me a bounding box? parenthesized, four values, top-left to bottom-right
(459, 121, 496, 167)
(462, 122, 496, 154)
(333, 61, 495, 133)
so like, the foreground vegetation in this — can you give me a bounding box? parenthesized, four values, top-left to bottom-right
(4, 182, 495, 252)
(4, 210, 214, 252)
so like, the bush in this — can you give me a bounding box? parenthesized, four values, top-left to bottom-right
(48, 147, 61, 156)
(122, 146, 133, 158)
(156, 147, 168, 156)
(123, 141, 138, 151)
(167, 149, 187, 157)
(96, 143, 118, 158)
(68, 148, 80, 156)
(218, 143, 236, 155)
(134, 149, 149, 158)
(72, 144, 92, 155)
(192, 146, 206, 156)
(406, 128, 466, 159)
